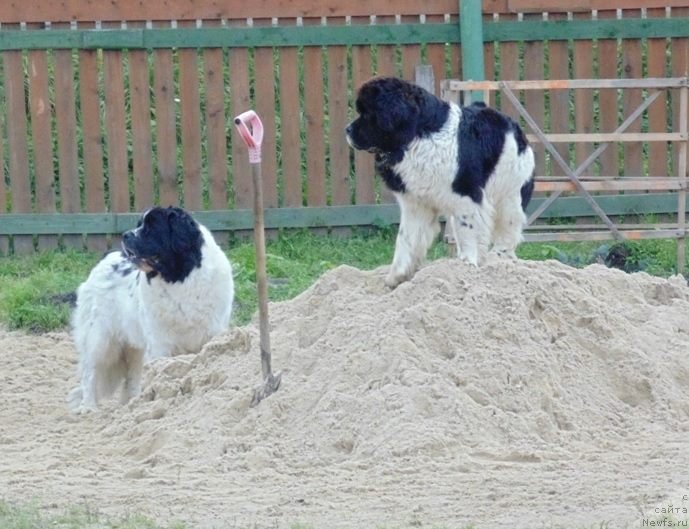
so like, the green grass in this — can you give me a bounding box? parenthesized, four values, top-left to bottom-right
(518, 238, 683, 276)
(0, 229, 685, 333)
(0, 228, 448, 332)
(0, 500, 187, 529)
(229, 227, 401, 323)
(1, 502, 471, 529)
(0, 250, 97, 332)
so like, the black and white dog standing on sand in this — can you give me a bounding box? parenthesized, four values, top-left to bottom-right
(67, 206, 234, 413)
(346, 76, 535, 288)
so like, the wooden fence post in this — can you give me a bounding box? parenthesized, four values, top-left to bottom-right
(459, 0, 485, 103)
(414, 64, 435, 94)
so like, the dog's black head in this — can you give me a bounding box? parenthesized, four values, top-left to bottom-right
(346, 77, 449, 154)
(121, 206, 203, 283)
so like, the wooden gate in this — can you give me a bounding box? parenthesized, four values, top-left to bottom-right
(441, 77, 689, 272)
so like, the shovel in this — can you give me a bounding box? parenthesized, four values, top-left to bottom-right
(234, 110, 282, 407)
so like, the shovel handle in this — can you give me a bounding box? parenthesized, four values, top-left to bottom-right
(234, 110, 263, 164)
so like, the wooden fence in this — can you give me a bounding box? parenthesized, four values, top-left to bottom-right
(0, 0, 689, 256)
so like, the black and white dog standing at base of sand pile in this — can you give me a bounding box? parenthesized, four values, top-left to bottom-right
(67, 206, 234, 413)
(346, 76, 536, 288)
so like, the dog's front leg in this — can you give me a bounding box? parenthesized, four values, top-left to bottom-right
(386, 196, 439, 288)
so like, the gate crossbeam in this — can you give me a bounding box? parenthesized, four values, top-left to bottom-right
(524, 89, 663, 226)
(499, 82, 622, 240)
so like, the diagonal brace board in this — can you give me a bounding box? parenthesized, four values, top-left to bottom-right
(499, 82, 622, 240)
(500, 83, 622, 238)
(526, 89, 663, 225)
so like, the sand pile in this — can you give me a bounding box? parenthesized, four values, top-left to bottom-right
(2, 257, 689, 528)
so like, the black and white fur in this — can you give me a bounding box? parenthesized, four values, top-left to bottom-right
(346, 77, 535, 288)
(67, 206, 234, 412)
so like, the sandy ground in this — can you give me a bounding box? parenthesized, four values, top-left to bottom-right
(1, 257, 689, 529)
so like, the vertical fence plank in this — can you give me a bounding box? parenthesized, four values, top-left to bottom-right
(78, 22, 107, 252)
(647, 8, 669, 178)
(202, 20, 229, 244)
(203, 25, 228, 211)
(327, 17, 351, 208)
(523, 13, 545, 177)
(426, 14, 447, 95)
(376, 24, 396, 77)
(621, 9, 643, 178)
(482, 12, 495, 93)
(375, 17, 397, 204)
(278, 41, 302, 207)
(4, 42, 33, 254)
(401, 15, 422, 81)
(179, 22, 202, 211)
(573, 11, 595, 176)
(352, 21, 375, 205)
(55, 36, 83, 249)
(103, 46, 129, 219)
(0, 57, 7, 255)
(27, 36, 58, 250)
(253, 19, 278, 209)
(450, 13, 462, 82)
(597, 9, 619, 178)
(276, 18, 302, 209)
(497, 13, 518, 120)
(304, 18, 326, 207)
(548, 13, 570, 177)
(153, 34, 179, 207)
(351, 14, 374, 205)
(129, 25, 154, 211)
(228, 39, 252, 209)
(671, 7, 689, 179)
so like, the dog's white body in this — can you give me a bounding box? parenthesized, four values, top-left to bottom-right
(67, 223, 233, 412)
(389, 104, 535, 287)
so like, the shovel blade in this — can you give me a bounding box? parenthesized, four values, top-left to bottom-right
(250, 371, 282, 408)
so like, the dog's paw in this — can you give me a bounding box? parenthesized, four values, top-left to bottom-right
(384, 272, 406, 289)
(76, 403, 99, 415)
(67, 387, 99, 414)
(458, 254, 479, 267)
(491, 247, 517, 259)
(66, 387, 83, 412)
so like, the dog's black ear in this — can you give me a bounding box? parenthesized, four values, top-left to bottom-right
(166, 206, 185, 221)
(168, 208, 202, 256)
(376, 92, 418, 132)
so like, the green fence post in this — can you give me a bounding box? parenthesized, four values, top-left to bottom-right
(459, 0, 485, 103)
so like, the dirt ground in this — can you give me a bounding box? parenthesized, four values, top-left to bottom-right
(1, 258, 689, 529)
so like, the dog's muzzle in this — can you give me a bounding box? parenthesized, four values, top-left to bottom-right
(121, 232, 155, 273)
(345, 124, 356, 149)
(121, 231, 136, 258)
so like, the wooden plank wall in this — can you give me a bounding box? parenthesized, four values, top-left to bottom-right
(0, 1, 687, 254)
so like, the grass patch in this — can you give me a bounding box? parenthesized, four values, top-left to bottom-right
(0, 229, 685, 333)
(229, 227, 397, 323)
(1, 502, 472, 529)
(0, 250, 98, 332)
(517, 238, 683, 276)
(0, 228, 446, 332)
(0, 500, 187, 529)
